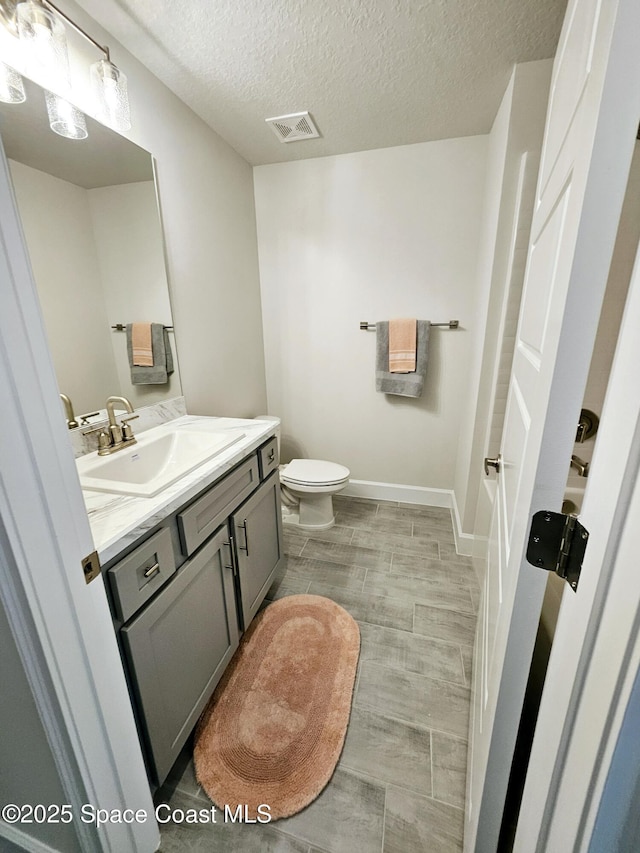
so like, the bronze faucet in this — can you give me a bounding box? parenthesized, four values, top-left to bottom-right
(95, 396, 139, 456)
(60, 393, 79, 429)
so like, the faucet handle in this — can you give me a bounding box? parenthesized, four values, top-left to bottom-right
(82, 424, 107, 436)
(570, 454, 589, 477)
(82, 425, 112, 453)
(97, 431, 112, 451)
(121, 414, 139, 443)
(79, 411, 100, 426)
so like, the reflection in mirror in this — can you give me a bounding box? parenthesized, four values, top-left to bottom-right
(0, 76, 181, 426)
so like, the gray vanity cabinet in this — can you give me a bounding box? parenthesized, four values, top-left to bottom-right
(120, 524, 239, 785)
(106, 436, 283, 788)
(231, 470, 284, 629)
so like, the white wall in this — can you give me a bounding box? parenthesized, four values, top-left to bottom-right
(87, 181, 181, 408)
(1, 0, 268, 419)
(9, 162, 183, 414)
(255, 137, 487, 489)
(9, 160, 119, 415)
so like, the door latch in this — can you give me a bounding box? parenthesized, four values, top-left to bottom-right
(82, 550, 101, 585)
(526, 510, 589, 592)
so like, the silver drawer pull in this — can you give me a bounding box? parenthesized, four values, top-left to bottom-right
(268, 448, 275, 463)
(143, 562, 160, 579)
(238, 520, 249, 555)
(224, 538, 238, 576)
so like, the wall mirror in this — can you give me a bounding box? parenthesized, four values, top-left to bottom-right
(0, 75, 181, 427)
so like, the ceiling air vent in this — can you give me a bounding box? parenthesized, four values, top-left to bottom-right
(265, 111, 320, 143)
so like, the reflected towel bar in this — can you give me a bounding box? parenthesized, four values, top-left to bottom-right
(111, 324, 174, 331)
(359, 320, 459, 330)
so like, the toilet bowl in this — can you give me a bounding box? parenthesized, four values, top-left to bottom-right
(280, 459, 350, 531)
(253, 416, 350, 531)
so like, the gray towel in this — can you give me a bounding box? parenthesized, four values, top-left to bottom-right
(126, 323, 174, 385)
(375, 320, 430, 398)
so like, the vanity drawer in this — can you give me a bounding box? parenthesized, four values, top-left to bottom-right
(257, 436, 279, 480)
(108, 527, 176, 624)
(178, 456, 260, 556)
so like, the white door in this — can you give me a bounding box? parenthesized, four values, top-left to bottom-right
(514, 194, 640, 851)
(465, 0, 640, 849)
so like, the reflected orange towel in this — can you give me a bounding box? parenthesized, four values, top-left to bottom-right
(389, 318, 417, 372)
(131, 323, 153, 366)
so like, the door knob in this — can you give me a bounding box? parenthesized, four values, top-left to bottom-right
(484, 455, 501, 476)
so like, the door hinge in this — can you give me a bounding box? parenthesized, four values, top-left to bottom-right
(82, 550, 101, 585)
(526, 510, 589, 592)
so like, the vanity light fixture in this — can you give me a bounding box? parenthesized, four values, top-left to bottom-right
(0, 59, 25, 102)
(0, 0, 131, 135)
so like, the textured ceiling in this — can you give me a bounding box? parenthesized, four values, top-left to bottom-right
(76, 0, 567, 166)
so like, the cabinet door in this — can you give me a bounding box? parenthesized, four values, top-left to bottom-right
(232, 470, 284, 630)
(121, 525, 239, 786)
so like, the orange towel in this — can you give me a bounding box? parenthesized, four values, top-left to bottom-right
(389, 318, 417, 372)
(131, 323, 154, 366)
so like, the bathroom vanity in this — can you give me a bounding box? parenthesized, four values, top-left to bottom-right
(81, 416, 283, 787)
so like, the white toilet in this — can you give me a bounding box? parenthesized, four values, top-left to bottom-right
(280, 459, 350, 530)
(254, 417, 350, 531)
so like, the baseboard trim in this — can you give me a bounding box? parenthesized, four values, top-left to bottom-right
(341, 479, 453, 507)
(451, 490, 475, 556)
(340, 479, 476, 556)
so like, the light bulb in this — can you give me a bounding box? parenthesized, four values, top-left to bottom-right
(45, 91, 87, 139)
(16, 0, 70, 91)
(90, 58, 130, 132)
(0, 61, 26, 103)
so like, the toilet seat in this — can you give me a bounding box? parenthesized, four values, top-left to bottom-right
(280, 459, 350, 487)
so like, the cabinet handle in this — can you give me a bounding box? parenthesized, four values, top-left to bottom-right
(143, 562, 160, 579)
(224, 538, 238, 576)
(268, 448, 275, 463)
(238, 520, 250, 555)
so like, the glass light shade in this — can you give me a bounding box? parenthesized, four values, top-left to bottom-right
(90, 58, 130, 132)
(0, 61, 26, 103)
(45, 91, 87, 139)
(16, 0, 70, 91)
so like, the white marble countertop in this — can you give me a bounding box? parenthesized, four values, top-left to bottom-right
(81, 415, 277, 565)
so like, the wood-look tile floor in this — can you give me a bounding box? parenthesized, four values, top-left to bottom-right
(157, 496, 479, 853)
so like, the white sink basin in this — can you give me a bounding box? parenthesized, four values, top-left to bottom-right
(77, 427, 246, 497)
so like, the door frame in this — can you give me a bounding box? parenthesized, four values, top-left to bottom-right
(0, 143, 158, 851)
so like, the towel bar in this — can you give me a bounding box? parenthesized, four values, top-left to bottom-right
(111, 324, 174, 331)
(359, 320, 459, 330)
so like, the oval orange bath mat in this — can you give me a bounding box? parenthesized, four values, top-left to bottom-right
(194, 594, 360, 820)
